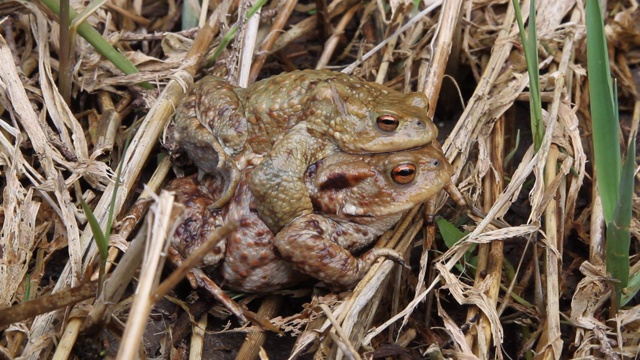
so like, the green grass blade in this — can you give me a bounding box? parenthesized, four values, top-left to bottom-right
(505, 129, 521, 166)
(605, 138, 635, 308)
(525, 0, 543, 151)
(78, 132, 131, 297)
(70, 0, 107, 28)
(621, 265, 640, 306)
(25, 274, 31, 301)
(40, 0, 153, 90)
(210, 25, 239, 63)
(105, 132, 132, 240)
(586, 0, 621, 223)
(511, 0, 544, 151)
(209, 0, 268, 63)
(80, 196, 108, 296)
(80, 197, 108, 262)
(59, 0, 71, 104)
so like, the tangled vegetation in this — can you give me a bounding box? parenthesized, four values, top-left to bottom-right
(0, 0, 638, 358)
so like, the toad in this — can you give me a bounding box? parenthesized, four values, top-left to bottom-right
(167, 144, 452, 297)
(165, 70, 438, 232)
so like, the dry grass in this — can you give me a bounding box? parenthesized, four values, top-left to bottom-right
(0, 0, 638, 359)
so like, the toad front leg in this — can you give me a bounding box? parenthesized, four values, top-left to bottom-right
(271, 214, 405, 290)
(167, 77, 247, 209)
(248, 125, 332, 232)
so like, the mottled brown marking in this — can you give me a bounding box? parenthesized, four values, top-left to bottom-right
(318, 170, 375, 191)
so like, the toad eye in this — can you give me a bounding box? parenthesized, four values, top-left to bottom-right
(376, 115, 399, 132)
(391, 164, 416, 184)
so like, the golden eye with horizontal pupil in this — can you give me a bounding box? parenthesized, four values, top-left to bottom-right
(391, 164, 416, 184)
(376, 115, 399, 132)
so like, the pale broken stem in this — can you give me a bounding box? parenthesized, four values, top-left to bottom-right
(480, 114, 506, 351)
(534, 144, 563, 359)
(95, 91, 122, 156)
(236, 295, 283, 359)
(51, 307, 84, 360)
(198, 0, 210, 27)
(528, 72, 566, 359)
(422, 0, 463, 117)
(189, 314, 207, 360)
(316, 3, 362, 70)
(375, 31, 397, 84)
(321, 303, 362, 360)
(54, 288, 106, 360)
(249, 0, 297, 81)
(116, 191, 176, 360)
(557, 8, 585, 240)
(238, 0, 260, 87)
(465, 166, 491, 353)
(465, 113, 506, 356)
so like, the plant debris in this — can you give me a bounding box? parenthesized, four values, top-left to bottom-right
(0, 0, 638, 359)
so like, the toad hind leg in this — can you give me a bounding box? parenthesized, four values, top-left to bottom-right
(272, 214, 405, 290)
(166, 246, 248, 323)
(189, 268, 249, 324)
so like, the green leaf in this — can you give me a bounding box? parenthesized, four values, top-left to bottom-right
(586, 0, 621, 223)
(80, 182, 108, 297)
(511, 0, 544, 151)
(80, 197, 107, 260)
(436, 218, 466, 248)
(436, 218, 475, 273)
(606, 138, 635, 308)
(525, 0, 543, 151)
(621, 263, 640, 307)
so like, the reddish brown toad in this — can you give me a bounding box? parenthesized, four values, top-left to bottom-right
(168, 144, 452, 293)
